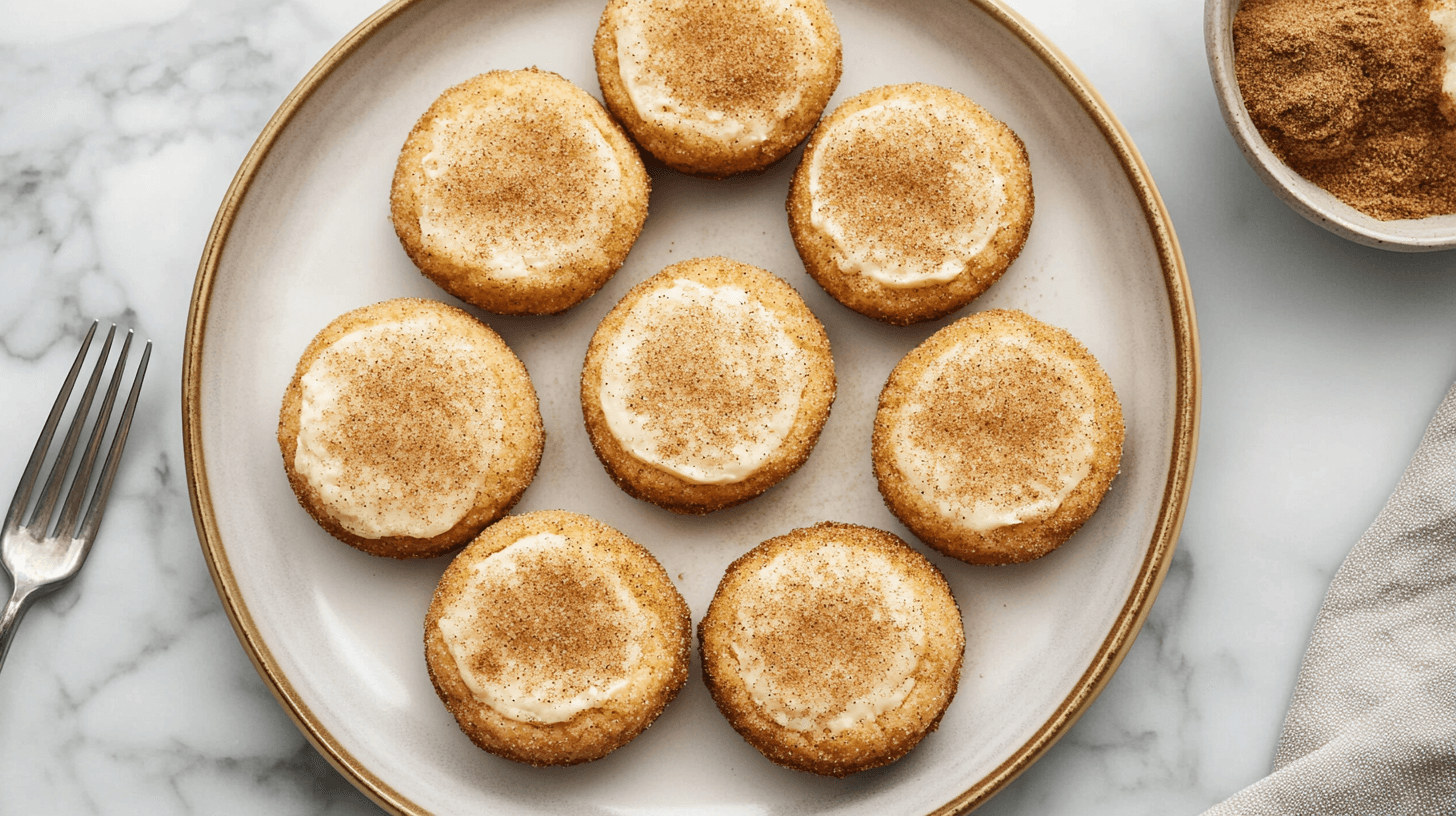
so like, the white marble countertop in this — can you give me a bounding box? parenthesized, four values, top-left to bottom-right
(2, 0, 1454, 813)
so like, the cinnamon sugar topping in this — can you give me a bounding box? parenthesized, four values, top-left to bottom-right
(435, 532, 650, 724)
(728, 540, 924, 733)
(611, 0, 828, 142)
(599, 278, 809, 484)
(809, 98, 1007, 288)
(891, 332, 1097, 531)
(294, 316, 502, 539)
(415, 85, 624, 278)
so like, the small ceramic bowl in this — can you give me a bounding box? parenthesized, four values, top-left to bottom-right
(1204, 0, 1456, 252)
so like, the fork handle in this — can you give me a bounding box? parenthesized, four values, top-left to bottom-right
(0, 582, 39, 675)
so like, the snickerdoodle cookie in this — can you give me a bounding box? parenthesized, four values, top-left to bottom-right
(278, 298, 542, 558)
(391, 68, 650, 315)
(699, 522, 964, 776)
(593, 0, 842, 177)
(788, 83, 1034, 325)
(581, 257, 835, 514)
(873, 309, 1123, 565)
(425, 511, 691, 766)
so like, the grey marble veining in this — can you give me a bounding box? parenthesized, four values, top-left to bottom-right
(3, 0, 1456, 813)
(1, 1, 386, 813)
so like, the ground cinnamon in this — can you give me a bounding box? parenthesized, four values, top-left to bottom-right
(1233, 0, 1456, 220)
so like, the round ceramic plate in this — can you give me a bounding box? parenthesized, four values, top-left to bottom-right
(183, 0, 1198, 813)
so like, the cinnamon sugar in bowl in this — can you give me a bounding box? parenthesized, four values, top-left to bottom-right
(1205, 0, 1456, 250)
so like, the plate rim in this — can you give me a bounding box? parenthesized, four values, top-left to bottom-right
(181, 0, 1201, 812)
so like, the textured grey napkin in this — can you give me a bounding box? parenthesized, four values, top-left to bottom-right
(1201, 384, 1456, 815)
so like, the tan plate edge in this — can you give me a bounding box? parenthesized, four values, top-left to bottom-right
(931, 2, 1201, 813)
(181, 1, 1201, 814)
(182, 1, 425, 814)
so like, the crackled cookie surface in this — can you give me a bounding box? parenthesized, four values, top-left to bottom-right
(278, 298, 542, 558)
(699, 522, 964, 776)
(594, 0, 841, 177)
(874, 309, 1123, 564)
(789, 83, 1034, 324)
(425, 511, 691, 766)
(581, 257, 835, 513)
(391, 68, 649, 314)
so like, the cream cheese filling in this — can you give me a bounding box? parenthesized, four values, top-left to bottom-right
(730, 542, 924, 734)
(611, 0, 820, 145)
(599, 278, 809, 484)
(435, 533, 651, 724)
(808, 98, 1008, 289)
(892, 332, 1097, 532)
(415, 102, 623, 279)
(294, 316, 502, 539)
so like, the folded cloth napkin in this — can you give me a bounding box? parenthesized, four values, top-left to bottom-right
(1201, 384, 1456, 815)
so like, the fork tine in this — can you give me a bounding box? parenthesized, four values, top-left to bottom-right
(76, 339, 150, 545)
(4, 321, 98, 536)
(24, 324, 117, 534)
(53, 331, 134, 541)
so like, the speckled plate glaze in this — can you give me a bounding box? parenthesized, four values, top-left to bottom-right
(182, 0, 1199, 813)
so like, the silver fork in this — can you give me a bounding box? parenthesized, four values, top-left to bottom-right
(0, 321, 151, 673)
